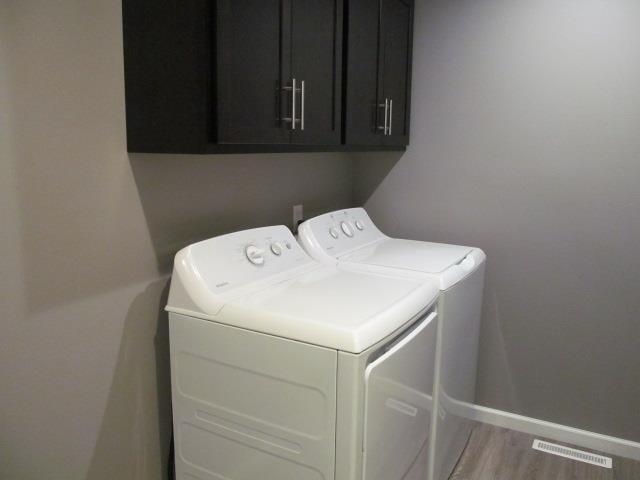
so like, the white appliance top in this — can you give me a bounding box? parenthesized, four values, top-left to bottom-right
(298, 208, 485, 290)
(166, 226, 439, 353)
(343, 239, 471, 273)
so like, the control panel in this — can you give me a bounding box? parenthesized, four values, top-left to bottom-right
(180, 226, 314, 296)
(244, 240, 290, 265)
(297, 208, 386, 261)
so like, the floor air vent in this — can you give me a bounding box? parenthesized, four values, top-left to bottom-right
(532, 439, 612, 468)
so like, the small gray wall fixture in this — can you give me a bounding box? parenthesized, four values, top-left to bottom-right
(355, 0, 640, 442)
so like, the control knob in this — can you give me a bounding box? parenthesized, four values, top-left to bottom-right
(341, 221, 354, 237)
(270, 242, 283, 256)
(245, 245, 265, 266)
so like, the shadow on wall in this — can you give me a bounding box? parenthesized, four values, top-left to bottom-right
(352, 152, 403, 206)
(129, 152, 355, 274)
(86, 279, 172, 480)
(4, 0, 162, 316)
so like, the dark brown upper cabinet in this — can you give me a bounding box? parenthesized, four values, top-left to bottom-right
(343, 0, 414, 148)
(122, 0, 412, 153)
(123, 0, 343, 153)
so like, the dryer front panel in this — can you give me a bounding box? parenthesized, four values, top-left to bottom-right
(362, 310, 438, 480)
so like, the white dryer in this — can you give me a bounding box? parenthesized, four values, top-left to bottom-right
(166, 225, 440, 480)
(298, 208, 486, 480)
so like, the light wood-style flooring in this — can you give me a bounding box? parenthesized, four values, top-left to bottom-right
(449, 423, 640, 480)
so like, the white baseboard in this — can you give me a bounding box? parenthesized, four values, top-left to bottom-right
(464, 403, 640, 462)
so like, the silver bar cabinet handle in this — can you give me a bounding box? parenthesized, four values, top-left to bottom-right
(378, 98, 389, 134)
(283, 78, 297, 130)
(388, 99, 393, 136)
(291, 78, 297, 130)
(301, 80, 305, 131)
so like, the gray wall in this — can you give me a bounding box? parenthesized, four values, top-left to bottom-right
(356, 0, 640, 441)
(0, 1, 353, 479)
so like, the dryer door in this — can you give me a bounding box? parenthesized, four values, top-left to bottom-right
(362, 310, 438, 480)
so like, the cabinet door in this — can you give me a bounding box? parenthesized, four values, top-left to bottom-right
(289, 0, 343, 145)
(216, 0, 291, 144)
(344, 0, 384, 146)
(379, 0, 413, 146)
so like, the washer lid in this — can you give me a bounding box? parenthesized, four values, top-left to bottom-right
(341, 238, 473, 274)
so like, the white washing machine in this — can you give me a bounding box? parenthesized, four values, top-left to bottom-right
(298, 208, 486, 480)
(165, 225, 441, 480)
